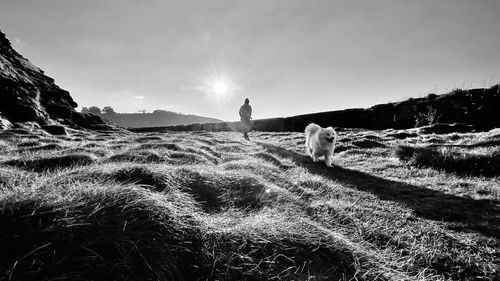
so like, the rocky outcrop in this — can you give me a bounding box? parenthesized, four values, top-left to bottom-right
(141, 84, 500, 133)
(0, 30, 118, 131)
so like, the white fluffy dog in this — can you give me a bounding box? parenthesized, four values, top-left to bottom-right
(305, 123, 337, 167)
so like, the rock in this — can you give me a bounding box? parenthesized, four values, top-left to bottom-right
(71, 112, 120, 130)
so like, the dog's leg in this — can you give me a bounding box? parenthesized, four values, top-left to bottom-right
(325, 152, 333, 167)
(312, 153, 319, 162)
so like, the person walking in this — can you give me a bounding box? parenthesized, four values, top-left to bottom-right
(239, 98, 252, 140)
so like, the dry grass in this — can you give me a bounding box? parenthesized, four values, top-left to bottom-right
(4, 153, 96, 172)
(0, 128, 499, 280)
(394, 145, 500, 177)
(0, 182, 204, 281)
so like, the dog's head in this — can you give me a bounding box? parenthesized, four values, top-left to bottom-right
(320, 127, 337, 143)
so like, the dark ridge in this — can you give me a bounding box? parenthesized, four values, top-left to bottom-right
(133, 84, 500, 133)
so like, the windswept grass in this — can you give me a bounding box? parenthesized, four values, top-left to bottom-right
(134, 136, 165, 142)
(91, 164, 174, 192)
(395, 145, 500, 177)
(107, 149, 163, 163)
(4, 153, 96, 172)
(174, 166, 271, 211)
(0, 182, 204, 281)
(16, 140, 40, 147)
(137, 142, 183, 150)
(0, 127, 499, 280)
(0, 167, 39, 191)
(203, 210, 361, 281)
(20, 143, 64, 152)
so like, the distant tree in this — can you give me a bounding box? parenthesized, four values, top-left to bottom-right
(138, 110, 147, 114)
(152, 110, 169, 114)
(81, 107, 89, 114)
(88, 106, 102, 115)
(102, 106, 116, 114)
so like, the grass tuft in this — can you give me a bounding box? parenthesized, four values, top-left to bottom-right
(108, 149, 163, 163)
(137, 142, 183, 151)
(168, 151, 212, 165)
(0, 182, 205, 281)
(175, 167, 269, 211)
(252, 152, 288, 168)
(0, 168, 39, 191)
(20, 143, 63, 152)
(17, 140, 41, 148)
(394, 145, 500, 177)
(203, 209, 364, 281)
(4, 154, 96, 172)
(98, 165, 172, 192)
(204, 232, 357, 280)
(134, 136, 164, 142)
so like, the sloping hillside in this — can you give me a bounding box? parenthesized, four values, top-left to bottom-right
(1, 127, 499, 280)
(149, 84, 500, 133)
(100, 110, 222, 128)
(0, 30, 117, 131)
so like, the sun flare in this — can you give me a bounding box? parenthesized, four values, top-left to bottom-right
(187, 64, 242, 103)
(212, 80, 229, 96)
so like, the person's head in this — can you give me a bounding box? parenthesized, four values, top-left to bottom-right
(244, 98, 249, 104)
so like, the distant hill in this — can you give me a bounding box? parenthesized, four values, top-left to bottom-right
(132, 84, 500, 133)
(98, 110, 222, 129)
(0, 30, 118, 132)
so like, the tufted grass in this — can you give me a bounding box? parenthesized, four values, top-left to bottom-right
(394, 145, 500, 177)
(0, 182, 205, 281)
(4, 153, 96, 172)
(0, 128, 498, 280)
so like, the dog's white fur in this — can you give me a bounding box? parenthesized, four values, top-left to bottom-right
(305, 123, 337, 167)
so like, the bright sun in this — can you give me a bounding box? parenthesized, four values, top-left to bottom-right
(212, 80, 229, 96)
(193, 65, 241, 101)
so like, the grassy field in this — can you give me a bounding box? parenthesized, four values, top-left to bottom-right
(0, 126, 499, 280)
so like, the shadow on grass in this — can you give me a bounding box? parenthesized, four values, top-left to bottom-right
(394, 145, 500, 177)
(255, 141, 500, 239)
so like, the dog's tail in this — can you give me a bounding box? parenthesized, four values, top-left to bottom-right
(305, 123, 321, 135)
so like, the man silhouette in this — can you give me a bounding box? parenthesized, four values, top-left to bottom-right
(239, 98, 252, 140)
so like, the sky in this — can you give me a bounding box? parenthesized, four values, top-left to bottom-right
(1, 0, 499, 121)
